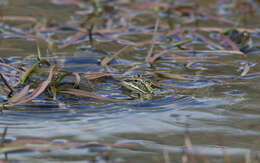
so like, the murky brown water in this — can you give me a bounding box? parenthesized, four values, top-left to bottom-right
(0, 0, 260, 162)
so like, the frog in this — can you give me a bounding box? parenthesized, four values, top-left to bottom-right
(120, 74, 160, 100)
(225, 29, 252, 52)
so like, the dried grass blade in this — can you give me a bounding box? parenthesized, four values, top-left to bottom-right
(163, 150, 171, 163)
(198, 11, 235, 25)
(14, 66, 58, 104)
(134, 1, 168, 9)
(50, 85, 57, 101)
(145, 17, 160, 62)
(245, 150, 251, 163)
(186, 62, 195, 69)
(0, 73, 13, 95)
(135, 40, 153, 47)
(102, 35, 136, 45)
(101, 45, 130, 66)
(184, 131, 197, 163)
(0, 57, 4, 63)
(4, 26, 51, 42)
(106, 19, 113, 30)
(147, 50, 168, 63)
(182, 154, 189, 163)
(60, 88, 125, 102)
(236, 28, 260, 33)
(21, 64, 38, 84)
(216, 34, 241, 52)
(1, 127, 8, 145)
(85, 71, 112, 80)
(166, 28, 183, 37)
(217, 135, 231, 163)
(171, 50, 244, 55)
(1, 16, 37, 23)
(0, 73, 18, 77)
(197, 154, 210, 163)
(97, 28, 127, 34)
(155, 72, 194, 81)
(123, 65, 139, 75)
(177, 29, 193, 50)
(12, 81, 21, 88)
(195, 27, 224, 33)
(178, 9, 235, 25)
(59, 31, 87, 49)
(164, 56, 217, 61)
(73, 73, 81, 88)
(192, 32, 225, 50)
(0, 63, 22, 73)
(50, 0, 85, 7)
(240, 63, 250, 76)
(147, 39, 193, 63)
(172, 39, 193, 47)
(0, 144, 27, 153)
(8, 85, 30, 103)
(0, 137, 133, 154)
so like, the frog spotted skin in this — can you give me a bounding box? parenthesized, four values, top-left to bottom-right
(120, 74, 159, 100)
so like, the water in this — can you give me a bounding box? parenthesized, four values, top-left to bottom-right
(0, 0, 260, 162)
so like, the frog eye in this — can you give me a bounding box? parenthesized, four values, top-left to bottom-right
(151, 84, 157, 88)
(242, 32, 249, 37)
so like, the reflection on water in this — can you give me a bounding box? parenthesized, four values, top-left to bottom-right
(0, 0, 260, 162)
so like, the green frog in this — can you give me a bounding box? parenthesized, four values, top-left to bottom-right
(225, 29, 252, 52)
(120, 74, 160, 100)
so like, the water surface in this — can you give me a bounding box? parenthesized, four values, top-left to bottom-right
(0, 0, 260, 162)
